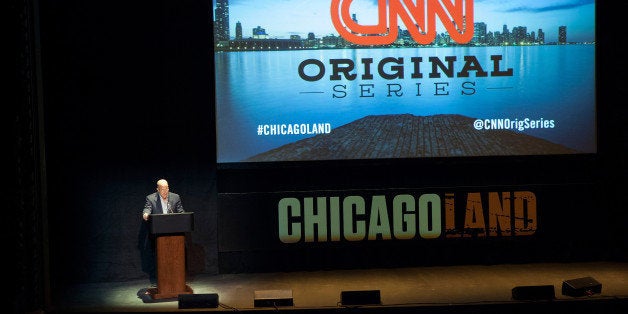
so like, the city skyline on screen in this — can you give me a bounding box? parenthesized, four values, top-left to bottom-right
(216, 0, 595, 43)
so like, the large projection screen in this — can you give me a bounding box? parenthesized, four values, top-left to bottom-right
(213, 0, 596, 164)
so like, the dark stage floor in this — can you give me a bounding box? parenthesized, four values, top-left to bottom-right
(49, 261, 628, 313)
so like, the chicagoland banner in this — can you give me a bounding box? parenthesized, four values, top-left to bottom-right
(216, 182, 606, 273)
(219, 188, 539, 251)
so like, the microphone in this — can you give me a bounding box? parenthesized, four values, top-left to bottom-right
(167, 202, 172, 214)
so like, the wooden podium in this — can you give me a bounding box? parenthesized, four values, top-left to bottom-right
(146, 212, 194, 299)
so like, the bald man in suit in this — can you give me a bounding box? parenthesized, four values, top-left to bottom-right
(140, 178, 185, 286)
(142, 179, 184, 221)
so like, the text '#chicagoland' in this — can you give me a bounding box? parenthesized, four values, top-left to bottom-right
(257, 123, 332, 136)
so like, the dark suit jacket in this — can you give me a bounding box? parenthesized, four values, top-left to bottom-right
(143, 192, 184, 216)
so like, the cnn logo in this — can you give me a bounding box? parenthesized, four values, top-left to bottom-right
(331, 0, 474, 45)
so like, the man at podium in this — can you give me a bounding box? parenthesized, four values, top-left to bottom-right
(139, 179, 194, 299)
(142, 178, 184, 221)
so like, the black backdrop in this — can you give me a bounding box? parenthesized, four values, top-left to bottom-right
(31, 0, 627, 293)
(39, 0, 218, 285)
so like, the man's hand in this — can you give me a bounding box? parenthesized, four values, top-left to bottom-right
(143, 213, 149, 221)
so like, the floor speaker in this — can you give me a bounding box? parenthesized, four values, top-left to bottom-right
(254, 289, 294, 307)
(178, 293, 219, 309)
(340, 290, 381, 305)
(511, 285, 555, 300)
(562, 277, 602, 297)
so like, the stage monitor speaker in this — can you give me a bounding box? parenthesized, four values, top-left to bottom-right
(178, 293, 219, 309)
(562, 277, 602, 297)
(254, 289, 294, 307)
(340, 290, 381, 306)
(511, 285, 555, 300)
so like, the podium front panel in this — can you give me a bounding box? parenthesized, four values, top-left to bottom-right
(150, 212, 194, 234)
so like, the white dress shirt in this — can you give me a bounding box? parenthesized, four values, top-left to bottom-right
(160, 196, 169, 214)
